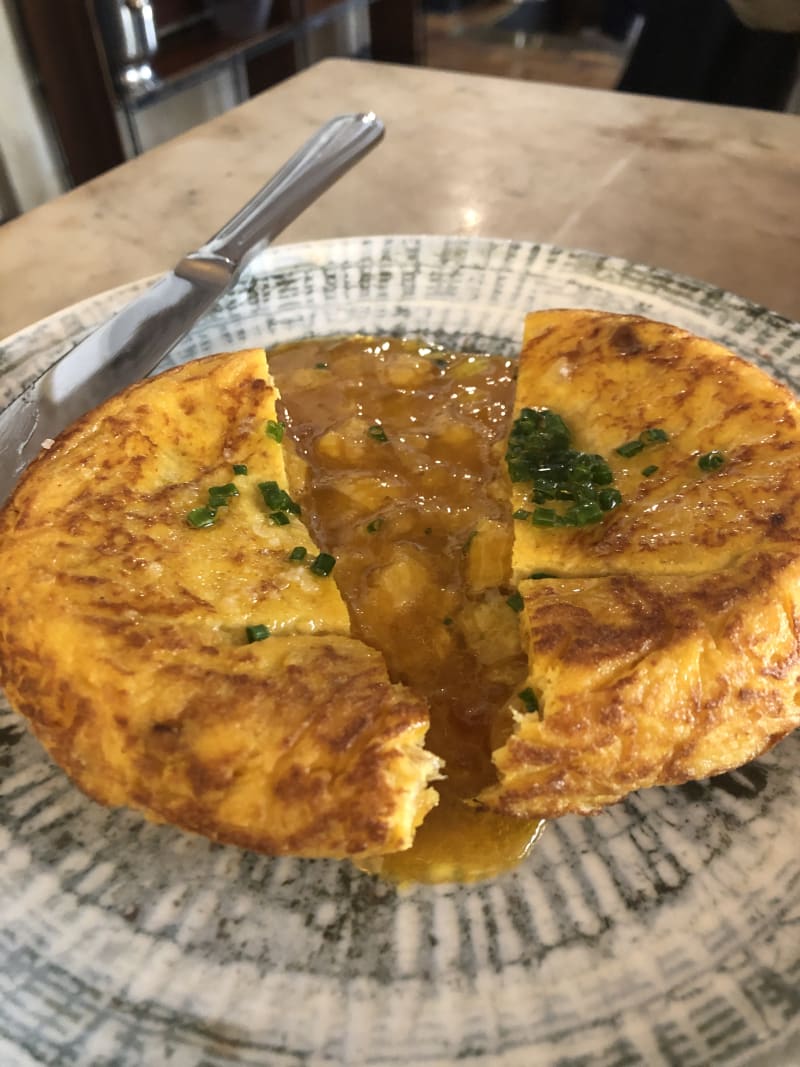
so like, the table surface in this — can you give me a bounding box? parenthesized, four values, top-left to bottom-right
(1, 58, 799, 340)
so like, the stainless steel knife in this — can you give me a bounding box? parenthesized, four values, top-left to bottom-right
(0, 111, 384, 507)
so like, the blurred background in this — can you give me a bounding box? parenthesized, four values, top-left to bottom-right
(0, 0, 798, 223)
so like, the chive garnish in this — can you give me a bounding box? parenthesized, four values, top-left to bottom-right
(246, 624, 270, 643)
(367, 424, 388, 442)
(642, 464, 659, 477)
(270, 511, 290, 526)
(366, 517, 384, 533)
(309, 552, 336, 577)
(315, 362, 329, 369)
(529, 571, 555, 579)
(443, 616, 453, 625)
(518, 688, 539, 714)
(698, 450, 725, 471)
(266, 419, 285, 443)
(208, 482, 239, 507)
(232, 463, 248, 476)
(288, 546, 307, 562)
(506, 591, 524, 613)
(597, 488, 622, 512)
(186, 505, 217, 528)
(532, 507, 561, 527)
(506, 408, 621, 530)
(640, 427, 669, 444)
(616, 439, 645, 458)
(618, 428, 668, 457)
(258, 481, 301, 515)
(434, 357, 449, 369)
(563, 501, 604, 527)
(590, 461, 614, 486)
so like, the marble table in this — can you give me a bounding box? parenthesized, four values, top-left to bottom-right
(1, 57, 799, 339)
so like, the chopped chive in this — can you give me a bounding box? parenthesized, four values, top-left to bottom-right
(532, 507, 561, 527)
(616, 439, 645, 458)
(246, 624, 270, 643)
(443, 616, 453, 626)
(642, 464, 659, 477)
(367, 424, 388, 442)
(258, 480, 301, 515)
(266, 419, 285, 443)
(529, 571, 556, 579)
(366, 517, 384, 533)
(288, 546, 307, 562)
(533, 486, 555, 504)
(462, 530, 477, 554)
(310, 552, 336, 577)
(563, 501, 604, 526)
(506, 591, 524, 613)
(208, 482, 239, 507)
(506, 407, 621, 529)
(590, 459, 614, 486)
(597, 488, 623, 512)
(424, 527, 433, 535)
(315, 362, 329, 369)
(270, 511, 290, 526)
(518, 688, 539, 714)
(186, 505, 217, 528)
(698, 450, 725, 471)
(232, 463, 248, 476)
(434, 357, 449, 369)
(640, 427, 669, 444)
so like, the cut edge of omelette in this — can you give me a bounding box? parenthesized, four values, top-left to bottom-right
(0, 347, 441, 859)
(479, 550, 800, 818)
(479, 308, 800, 819)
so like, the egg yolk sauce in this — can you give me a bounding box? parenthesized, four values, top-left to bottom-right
(269, 337, 544, 883)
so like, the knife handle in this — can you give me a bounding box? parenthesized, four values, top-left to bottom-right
(188, 112, 385, 272)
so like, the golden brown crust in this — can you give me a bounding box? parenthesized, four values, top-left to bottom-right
(5, 627, 434, 856)
(511, 310, 800, 579)
(481, 552, 800, 817)
(0, 349, 438, 858)
(484, 309, 800, 818)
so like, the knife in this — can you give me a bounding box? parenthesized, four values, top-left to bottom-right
(0, 111, 384, 507)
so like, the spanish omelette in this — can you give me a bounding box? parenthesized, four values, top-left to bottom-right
(2, 311, 800, 869)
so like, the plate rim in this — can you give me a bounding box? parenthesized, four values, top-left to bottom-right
(2, 234, 798, 357)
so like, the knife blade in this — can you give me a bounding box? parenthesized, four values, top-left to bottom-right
(0, 111, 384, 507)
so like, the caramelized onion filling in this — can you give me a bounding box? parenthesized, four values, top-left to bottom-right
(270, 336, 544, 883)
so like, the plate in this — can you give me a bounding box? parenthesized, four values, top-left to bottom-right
(1, 235, 800, 1067)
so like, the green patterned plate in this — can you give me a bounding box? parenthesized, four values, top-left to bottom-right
(1, 236, 799, 1066)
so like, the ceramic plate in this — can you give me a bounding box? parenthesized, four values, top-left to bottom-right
(1, 236, 799, 1067)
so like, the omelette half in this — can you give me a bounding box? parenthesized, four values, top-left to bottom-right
(480, 310, 800, 818)
(0, 350, 440, 858)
